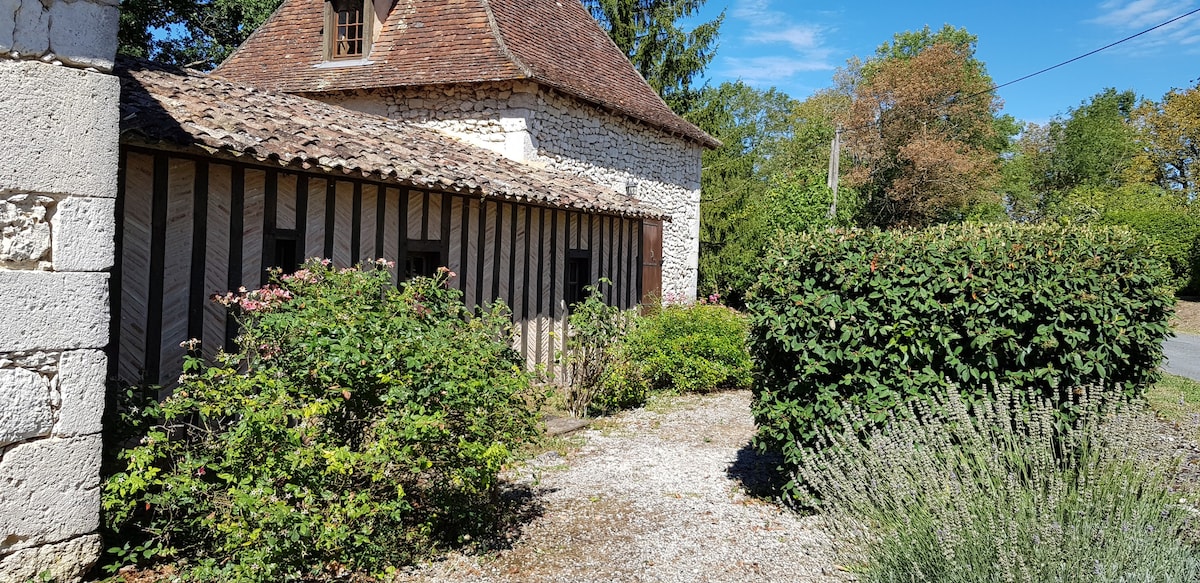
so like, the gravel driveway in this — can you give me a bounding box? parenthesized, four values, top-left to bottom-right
(393, 391, 848, 583)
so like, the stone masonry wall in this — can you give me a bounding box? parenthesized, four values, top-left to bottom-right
(320, 82, 703, 300)
(0, 0, 119, 581)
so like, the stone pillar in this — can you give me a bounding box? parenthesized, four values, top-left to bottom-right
(0, 0, 119, 581)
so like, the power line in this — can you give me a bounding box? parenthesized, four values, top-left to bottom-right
(841, 5, 1200, 135)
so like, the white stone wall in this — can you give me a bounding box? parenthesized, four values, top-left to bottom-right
(0, 0, 118, 580)
(321, 82, 703, 300)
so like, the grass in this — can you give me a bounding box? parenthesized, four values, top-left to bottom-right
(1173, 297, 1200, 335)
(1146, 373, 1200, 424)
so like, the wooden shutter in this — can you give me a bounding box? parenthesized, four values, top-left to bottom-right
(640, 219, 662, 311)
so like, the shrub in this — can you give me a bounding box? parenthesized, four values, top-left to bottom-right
(102, 260, 540, 581)
(797, 386, 1200, 582)
(624, 302, 752, 394)
(1099, 208, 1200, 294)
(746, 224, 1174, 488)
(562, 281, 641, 416)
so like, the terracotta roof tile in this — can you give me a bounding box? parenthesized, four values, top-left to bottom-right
(118, 58, 668, 220)
(212, 0, 718, 148)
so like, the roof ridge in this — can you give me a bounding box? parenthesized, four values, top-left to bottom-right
(479, 0, 534, 79)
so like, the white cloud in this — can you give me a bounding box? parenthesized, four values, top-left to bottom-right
(724, 0, 837, 82)
(1088, 0, 1200, 55)
(723, 55, 835, 87)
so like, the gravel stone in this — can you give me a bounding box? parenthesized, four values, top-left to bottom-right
(393, 390, 849, 583)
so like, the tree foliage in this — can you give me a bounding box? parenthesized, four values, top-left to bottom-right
(1134, 83, 1200, 201)
(119, 0, 283, 69)
(839, 26, 1014, 227)
(582, 0, 723, 113)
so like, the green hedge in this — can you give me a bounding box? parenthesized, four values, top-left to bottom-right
(746, 224, 1174, 471)
(1098, 209, 1200, 294)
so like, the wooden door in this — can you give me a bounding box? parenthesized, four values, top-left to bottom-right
(640, 219, 662, 311)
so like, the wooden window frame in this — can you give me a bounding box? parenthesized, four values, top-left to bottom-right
(405, 240, 442, 279)
(324, 0, 373, 61)
(565, 249, 591, 310)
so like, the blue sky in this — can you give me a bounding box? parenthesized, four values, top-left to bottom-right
(687, 0, 1200, 125)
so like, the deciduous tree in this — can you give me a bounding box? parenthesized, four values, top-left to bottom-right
(119, 0, 282, 69)
(842, 29, 1007, 227)
(1134, 83, 1200, 202)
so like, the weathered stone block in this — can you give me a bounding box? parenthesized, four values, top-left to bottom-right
(0, 533, 100, 583)
(0, 0, 16, 53)
(0, 60, 118, 198)
(0, 271, 108, 352)
(10, 0, 48, 56)
(0, 367, 52, 448)
(0, 435, 100, 553)
(51, 196, 114, 272)
(53, 350, 105, 437)
(47, 0, 118, 70)
(0, 194, 53, 266)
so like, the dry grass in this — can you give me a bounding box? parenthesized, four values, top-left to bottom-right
(1174, 297, 1200, 335)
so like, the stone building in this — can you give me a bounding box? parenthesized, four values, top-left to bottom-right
(0, 0, 120, 580)
(215, 0, 717, 302)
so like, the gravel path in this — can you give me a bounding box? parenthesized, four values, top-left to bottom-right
(393, 390, 848, 583)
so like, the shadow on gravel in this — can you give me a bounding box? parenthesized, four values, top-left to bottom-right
(472, 483, 555, 553)
(726, 442, 790, 500)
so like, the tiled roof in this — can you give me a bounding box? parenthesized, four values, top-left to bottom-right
(117, 59, 669, 220)
(212, 0, 719, 148)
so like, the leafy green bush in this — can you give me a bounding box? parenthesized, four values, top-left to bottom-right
(746, 224, 1174, 484)
(103, 260, 540, 581)
(624, 303, 752, 394)
(798, 386, 1200, 582)
(1099, 208, 1200, 294)
(562, 281, 642, 416)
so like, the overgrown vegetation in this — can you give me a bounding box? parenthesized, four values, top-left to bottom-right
(560, 291, 751, 417)
(798, 386, 1200, 582)
(102, 261, 540, 581)
(746, 224, 1175, 498)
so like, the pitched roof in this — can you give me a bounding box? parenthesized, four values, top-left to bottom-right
(118, 58, 668, 220)
(212, 0, 719, 148)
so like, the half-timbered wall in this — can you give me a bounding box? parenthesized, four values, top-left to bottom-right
(114, 148, 646, 387)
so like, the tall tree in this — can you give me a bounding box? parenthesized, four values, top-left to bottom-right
(842, 27, 1009, 227)
(582, 0, 723, 113)
(119, 0, 282, 69)
(1134, 83, 1200, 202)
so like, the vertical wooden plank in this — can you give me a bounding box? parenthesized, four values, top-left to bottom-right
(490, 201, 504, 302)
(505, 203, 517, 307)
(294, 175, 309, 266)
(383, 187, 400, 283)
(158, 158, 196, 387)
(554, 210, 567, 379)
(187, 161, 209, 348)
(619, 217, 628, 309)
(519, 205, 533, 367)
(260, 170, 278, 282)
(536, 208, 549, 368)
(428, 191, 442, 241)
(109, 149, 126, 383)
(396, 188, 408, 281)
(641, 219, 663, 309)
(373, 184, 386, 263)
(358, 183, 377, 262)
(143, 154, 170, 386)
(118, 152, 153, 383)
(225, 166, 245, 352)
(440, 193, 452, 270)
(277, 173, 297, 231)
(203, 164, 232, 360)
(447, 196, 463, 278)
(473, 198, 487, 306)
(593, 214, 602, 286)
(549, 210, 558, 320)
(304, 177, 325, 260)
(333, 180, 354, 266)
(241, 169, 266, 290)
(407, 190, 423, 240)
(633, 220, 642, 307)
(350, 181, 363, 264)
(322, 179, 336, 259)
(459, 197, 472, 296)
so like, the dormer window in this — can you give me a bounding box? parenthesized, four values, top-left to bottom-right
(325, 0, 372, 60)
